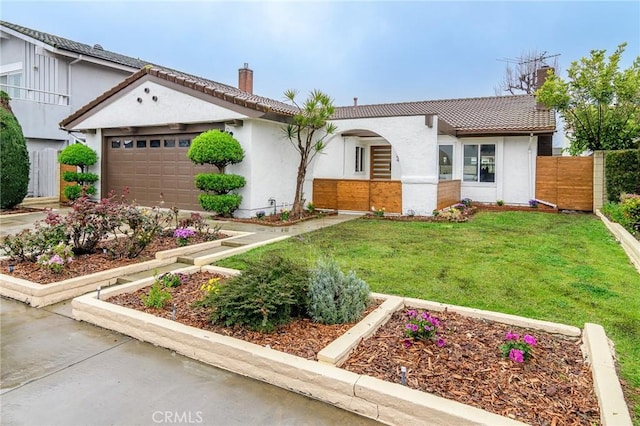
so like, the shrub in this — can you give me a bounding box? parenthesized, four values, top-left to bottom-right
(198, 193, 242, 217)
(141, 281, 172, 308)
(58, 143, 98, 168)
(0, 211, 67, 262)
(156, 272, 185, 288)
(194, 174, 246, 193)
(187, 130, 244, 172)
(601, 202, 627, 226)
(306, 202, 315, 213)
(58, 143, 99, 201)
(606, 149, 640, 202)
(64, 195, 122, 254)
(113, 204, 173, 258)
(200, 255, 310, 332)
(620, 193, 640, 234)
(0, 101, 30, 209)
(307, 258, 370, 325)
(36, 243, 74, 273)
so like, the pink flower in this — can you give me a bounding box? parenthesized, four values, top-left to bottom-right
(403, 339, 413, 348)
(523, 334, 536, 346)
(406, 310, 417, 318)
(505, 331, 519, 341)
(509, 348, 524, 363)
(436, 338, 446, 347)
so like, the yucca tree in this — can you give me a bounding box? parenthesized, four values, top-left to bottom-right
(283, 89, 337, 218)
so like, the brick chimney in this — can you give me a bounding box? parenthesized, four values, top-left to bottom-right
(535, 65, 553, 110)
(238, 63, 253, 94)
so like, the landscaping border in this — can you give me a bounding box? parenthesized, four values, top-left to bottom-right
(0, 230, 250, 307)
(596, 209, 640, 273)
(71, 267, 631, 426)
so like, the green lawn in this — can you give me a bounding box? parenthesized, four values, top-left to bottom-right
(216, 211, 640, 418)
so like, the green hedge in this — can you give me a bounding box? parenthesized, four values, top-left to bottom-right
(606, 149, 640, 202)
(198, 193, 242, 216)
(58, 143, 98, 168)
(62, 171, 99, 184)
(195, 173, 246, 193)
(187, 130, 244, 171)
(0, 106, 30, 209)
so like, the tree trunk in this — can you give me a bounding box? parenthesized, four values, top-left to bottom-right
(291, 159, 307, 218)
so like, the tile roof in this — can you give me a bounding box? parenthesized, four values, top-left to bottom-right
(333, 95, 555, 134)
(1, 20, 148, 69)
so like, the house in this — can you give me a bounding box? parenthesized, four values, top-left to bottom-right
(0, 21, 147, 198)
(59, 65, 555, 217)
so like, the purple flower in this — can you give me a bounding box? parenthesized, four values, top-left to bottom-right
(523, 335, 536, 346)
(406, 309, 417, 318)
(509, 349, 524, 363)
(173, 228, 196, 239)
(403, 339, 413, 348)
(505, 331, 519, 341)
(436, 338, 446, 347)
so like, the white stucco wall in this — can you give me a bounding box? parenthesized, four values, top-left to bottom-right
(72, 80, 248, 130)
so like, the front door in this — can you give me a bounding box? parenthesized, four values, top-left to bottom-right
(370, 145, 392, 180)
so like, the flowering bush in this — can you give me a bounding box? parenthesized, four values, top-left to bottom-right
(200, 276, 221, 294)
(371, 206, 385, 217)
(36, 243, 73, 273)
(173, 228, 196, 247)
(461, 198, 472, 207)
(452, 203, 466, 211)
(141, 281, 172, 308)
(529, 199, 539, 208)
(403, 309, 445, 348)
(499, 331, 536, 363)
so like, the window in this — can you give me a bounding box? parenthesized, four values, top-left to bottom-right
(464, 144, 495, 182)
(150, 139, 161, 148)
(136, 140, 147, 148)
(0, 72, 23, 99)
(179, 139, 191, 148)
(123, 139, 133, 149)
(439, 145, 453, 180)
(164, 139, 176, 148)
(111, 140, 121, 148)
(355, 146, 365, 173)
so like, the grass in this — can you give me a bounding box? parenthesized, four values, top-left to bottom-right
(216, 211, 640, 419)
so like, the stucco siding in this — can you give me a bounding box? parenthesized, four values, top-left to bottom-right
(502, 136, 536, 204)
(68, 61, 131, 112)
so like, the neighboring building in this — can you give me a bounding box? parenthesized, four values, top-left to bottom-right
(60, 65, 555, 217)
(0, 21, 148, 197)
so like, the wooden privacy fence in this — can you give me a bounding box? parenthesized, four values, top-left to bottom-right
(536, 157, 593, 211)
(313, 179, 402, 213)
(437, 180, 461, 210)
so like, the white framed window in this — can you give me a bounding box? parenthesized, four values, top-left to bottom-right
(439, 145, 453, 180)
(0, 71, 24, 99)
(463, 144, 495, 182)
(355, 146, 365, 173)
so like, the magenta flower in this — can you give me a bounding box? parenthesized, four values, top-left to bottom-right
(509, 348, 524, 363)
(436, 338, 446, 347)
(403, 339, 413, 348)
(406, 310, 417, 318)
(523, 334, 536, 346)
(505, 331, 520, 341)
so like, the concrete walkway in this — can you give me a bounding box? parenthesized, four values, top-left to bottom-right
(1, 210, 375, 425)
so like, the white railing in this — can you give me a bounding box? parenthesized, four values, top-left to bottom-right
(0, 83, 69, 106)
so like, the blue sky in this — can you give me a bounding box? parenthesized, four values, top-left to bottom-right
(2, 1, 639, 106)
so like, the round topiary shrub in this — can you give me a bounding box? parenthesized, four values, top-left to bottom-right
(58, 143, 99, 200)
(188, 130, 246, 216)
(187, 130, 244, 172)
(0, 97, 30, 209)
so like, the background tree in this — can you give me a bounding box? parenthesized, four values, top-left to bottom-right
(188, 129, 245, 216)
(0, 91, 30, 209)
(283, 89, 337, 218)
(536, 43, 640, 155)
(58, 143, 99, 200)
(495, 49, 560, 95)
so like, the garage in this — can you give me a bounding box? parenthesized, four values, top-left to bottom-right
(104, 131, 216, 210)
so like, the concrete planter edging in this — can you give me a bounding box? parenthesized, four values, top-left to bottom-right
(596, 209, 640, 272)
(0, 231, 246, 307)
(70, 269, 631, 425)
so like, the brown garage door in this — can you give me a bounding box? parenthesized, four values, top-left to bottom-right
(105, 134, 213, 210)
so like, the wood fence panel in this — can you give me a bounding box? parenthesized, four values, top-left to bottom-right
(437, 180, 461, 209)
(370, 181, 402, 213)
(535, 157, 593, 211)
(312, 179, 338, 209)
(557, 157, 593, 211)
(535, 157, 558, 205)
(59, 163, 77, 203)
(337, 180, 370, 211)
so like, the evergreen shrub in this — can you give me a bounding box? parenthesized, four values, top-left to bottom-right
(605, 149, 640, 202)
(0, 96, 30, 209)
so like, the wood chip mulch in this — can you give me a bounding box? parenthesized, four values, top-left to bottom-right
(0, 231, 227, 284)
(108, 273, 600, 425)
(107, 271, 380, 360)
(342, 309, 600, 426)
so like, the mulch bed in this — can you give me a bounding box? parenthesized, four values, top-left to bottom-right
(213, 210, 338, 227)
(107, 271, 380, 360)
(0, 231, 227, 284)
(342, 309, 599, 425)
(108, 272, 600, 425)
(474, 203, 558, 213)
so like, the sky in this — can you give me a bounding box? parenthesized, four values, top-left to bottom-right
(1, 1, 639, 107)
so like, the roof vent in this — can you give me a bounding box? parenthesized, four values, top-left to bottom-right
(93, 44, 103, 50)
